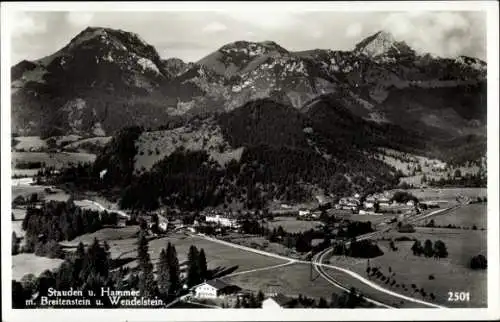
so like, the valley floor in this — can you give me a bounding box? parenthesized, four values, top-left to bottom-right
(10, 173, 488, 308)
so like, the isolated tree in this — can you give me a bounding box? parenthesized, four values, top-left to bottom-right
(248, 292, 259, 308)
(55, 261, 74, 290)
(12, 232, 20, 255)
(470, 254, 487, 270)
(423, 239, 434, 258)
(433, 240, 448, 258)
(198, 248, 208, 281)
(235, 296, 241, 308)
(318, 297, 328, 308)
(411, 240, 423, 256)
(80, 238, 109, 282)
(20, 273, 38, 297)
(70, 242, 85, 285)
(389, 240, 397, 251)
(151, 213, 159, 233)
(167, 243, 181, 295)
(12, 281, 26, 308)
(187, 245, 200, 287)
(257, 290, 265, 304)
(345, 287, 362, 308)
(137, 231, 157, 297)
(137, 230, 149, 270)
(38, 270, 56, 297)
(29, 193, 38, 204)
(157, 249, 170, 297)
(139, 218, 148, 231)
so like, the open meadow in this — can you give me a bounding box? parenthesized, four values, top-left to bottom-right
(266, 216, 323, 233)
(12, 184, 71, 201)
(346, 213, 397, 226)
(12, 136, 48, 152)
(226, 235, 303, 259)
(328, 224, 487, 308)
(12, 253, 65, 281)
(62, 231, 287, 276)
(403, 188, 486, 203)
(60, 226, 140, 249)
(222, 261, 422, 308)
(222, 262, 344, 301)
(415, 203, 487, 229)
(134, 125, 244, 174)
(12, 152, 96, 169)
(62, 136, 112, 151)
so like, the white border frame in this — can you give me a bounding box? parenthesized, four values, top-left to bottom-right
(1, 2, 499, 321)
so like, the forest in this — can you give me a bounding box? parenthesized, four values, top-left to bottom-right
(21, 200, 118, 258)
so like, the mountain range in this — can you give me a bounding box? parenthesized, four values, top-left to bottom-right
(12, 27, 486, 167)
(13, 26, 487, 208)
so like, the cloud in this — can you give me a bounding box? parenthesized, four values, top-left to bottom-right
(224, 11, 301, 30)
(345, 23, 363, 38)
(8, 11, 487, 64)
(380, 11, 485, 58)
(202, 21, 228, 34)
(66, 12, 94, 27)
(10, 12, 46, 37)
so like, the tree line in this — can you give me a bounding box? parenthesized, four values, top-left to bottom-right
(21, 200, 119, 258)
(13, 225, 211, 308)
(331, 239, 384, 258)
(411, 239, 448, 258)
(13, 238, 115, 308)
(49, 119, 401, 213)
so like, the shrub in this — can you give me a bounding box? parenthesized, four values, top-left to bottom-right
(428, 274, 435, 280)
(433, 240, 448, 258)
(395, 236, 414, 241)
(470, 254, 487, 270)
(398, 223, 415, 233)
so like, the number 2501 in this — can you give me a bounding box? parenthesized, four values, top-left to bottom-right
(448, 291, 470, 302)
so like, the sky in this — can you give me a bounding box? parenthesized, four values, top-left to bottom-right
(9, 10, 487, 64)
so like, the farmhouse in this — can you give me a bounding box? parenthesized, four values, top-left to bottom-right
(363, 201, 375, 209)
(193, 279, 240, 299)
(205, 214, 238, 228)
(298, 209, 311, 217)
(158, 214, 169, 232)
(378, 197, 391, 207)
(204, 210, 240, 228)
(406, 200, 416, 206)
(365, 196, 376, 203)
(262, 293, 294, 309)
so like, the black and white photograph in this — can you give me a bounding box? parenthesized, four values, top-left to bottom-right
(1, 1, 499, 321)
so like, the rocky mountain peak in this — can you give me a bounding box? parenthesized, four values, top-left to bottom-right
(218, 40, 289, 57)
(355, 30, 414, 58)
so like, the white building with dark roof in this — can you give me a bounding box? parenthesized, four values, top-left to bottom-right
(193, 279, 240, 299)
(262, 293, 294, 309)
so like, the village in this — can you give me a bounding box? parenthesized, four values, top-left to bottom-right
(106, 190, 445, 308)
(13, 172, 482, 310)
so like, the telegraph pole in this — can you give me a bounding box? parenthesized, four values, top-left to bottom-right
(309, 251, 314, 281)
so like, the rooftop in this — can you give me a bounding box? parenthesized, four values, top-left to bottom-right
(266, 293, 293, 306)
(204, 278, 230, 290)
